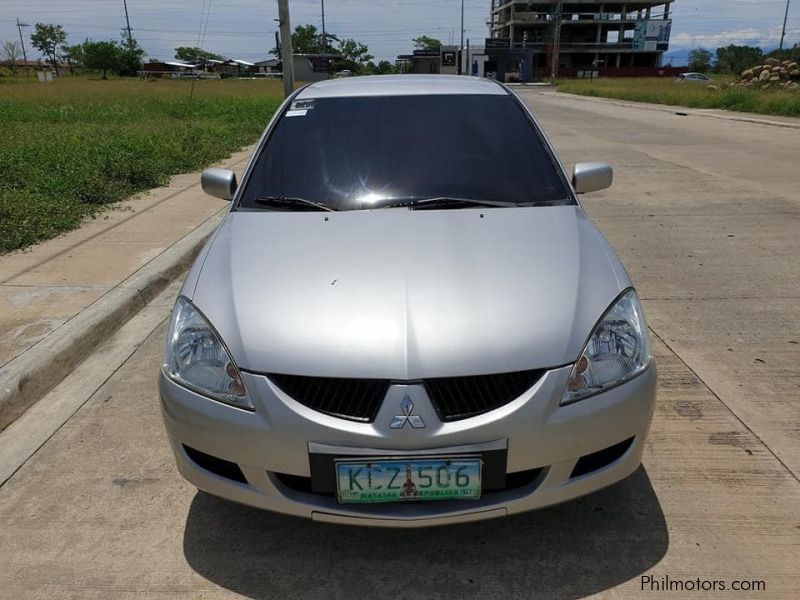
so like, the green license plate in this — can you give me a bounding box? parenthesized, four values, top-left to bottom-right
(335, 457, 482, 504)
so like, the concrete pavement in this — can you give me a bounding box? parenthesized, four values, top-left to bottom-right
(0, 91, 798, 598)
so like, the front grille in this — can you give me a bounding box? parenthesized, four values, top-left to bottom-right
(269, 374, 390, 422)
(425, 369, 545, 422)
(269, 369, 544, 423)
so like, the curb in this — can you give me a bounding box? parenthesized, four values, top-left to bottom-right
(538, 90, 800, 130)
(0, 213, 223, 431)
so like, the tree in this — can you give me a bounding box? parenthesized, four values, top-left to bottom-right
(335, 38, 373, 74)
(363, 60, 396, 75)
(766, 43, 800, 64)
(270, 24, 338, 57)
(412, 36, 442, 52)
(62, 43, 85, 74)
(82, 40, 122, 79)
(2, 41, 22, 72)
(318, 32, 339, 54)
(30, 23, 67, 74)
(687, 48, 712, 72)
(715, 45, 763, 74)
(266, 23, 373, 74)
(119, 32, 145, 76)
(174, 46, 223, 63)
(291, 24, 322, 54)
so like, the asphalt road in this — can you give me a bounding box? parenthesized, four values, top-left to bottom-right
(0, 91, 798, 599)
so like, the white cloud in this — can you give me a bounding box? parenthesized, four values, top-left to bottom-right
(671, 26, 800, 49)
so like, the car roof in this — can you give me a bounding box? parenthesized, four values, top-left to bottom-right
(295, 75, 508, 99)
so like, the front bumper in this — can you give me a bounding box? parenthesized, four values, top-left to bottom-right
(160, 363, 656, 527)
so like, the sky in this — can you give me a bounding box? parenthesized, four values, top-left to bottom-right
(1, 0, 798, 64)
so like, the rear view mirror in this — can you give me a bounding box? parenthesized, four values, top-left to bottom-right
(572, 162, 613, 194)
(201, 168, 238, 201)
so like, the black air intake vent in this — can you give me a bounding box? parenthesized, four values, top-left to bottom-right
(269, 374, 390, 423)
(570, 437, 635, 478)
(424, 369, 545, 422)
(183, 445, 247, 484)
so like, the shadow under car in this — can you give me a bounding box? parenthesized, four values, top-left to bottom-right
(182, 465, 667, 600)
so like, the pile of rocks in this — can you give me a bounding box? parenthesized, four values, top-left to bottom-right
(737, 58, 800, 90)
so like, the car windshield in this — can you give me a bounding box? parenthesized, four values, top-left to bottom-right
(237, 93, 571, 211)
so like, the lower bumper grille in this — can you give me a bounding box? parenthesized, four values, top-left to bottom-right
(183, 445, 247, 484)
(570, 437, 635, 478)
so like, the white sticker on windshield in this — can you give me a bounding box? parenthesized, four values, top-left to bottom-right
(285, 109, 308, 117)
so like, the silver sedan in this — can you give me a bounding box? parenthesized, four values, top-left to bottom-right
(160, 75, 656, 527)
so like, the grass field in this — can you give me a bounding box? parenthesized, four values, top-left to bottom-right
(0, 78, 283, 253)
(556, 77, 800, 118)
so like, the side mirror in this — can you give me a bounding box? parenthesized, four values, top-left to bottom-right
(572, 162, 613, 194)
(201, 168, 237, 201)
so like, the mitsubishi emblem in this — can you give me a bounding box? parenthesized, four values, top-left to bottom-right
(389, 396, 426, 429)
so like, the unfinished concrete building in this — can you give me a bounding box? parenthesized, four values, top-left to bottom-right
(488, 1, 674, 76)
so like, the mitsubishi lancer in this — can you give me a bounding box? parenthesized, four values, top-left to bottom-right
(160, 75, 656, 527)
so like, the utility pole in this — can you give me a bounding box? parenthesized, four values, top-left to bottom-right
(458, 0, 465, 75)
(122, 0, 134, 45)
(16, 18, 29, 75)
(278, 0, 295, 98)
(550, 0, 563, 85)
(321, 0, 327, 53)
(780, 0, 791, 50)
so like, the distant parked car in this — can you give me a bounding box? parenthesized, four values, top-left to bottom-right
(335, 69, 354, 78)
(675, 72, 713, 84)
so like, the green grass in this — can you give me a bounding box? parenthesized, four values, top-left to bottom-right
(0, 78, 283, 253)
(556, 77, 800, 118)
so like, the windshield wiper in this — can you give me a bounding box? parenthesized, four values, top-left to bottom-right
(381, 197, 516, 210)
(253, 196, 336, 212)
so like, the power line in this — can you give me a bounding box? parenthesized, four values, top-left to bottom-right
(15, 17, 29, 73)
(321, 0, 326, 52)
(122, 0, 133, 45)
(188, 0, 214, 104)
(201, 0, 214, 49)
(780, 0, 791, 49)
(550, 0, 562, 84)
(458, 0, 464, 75)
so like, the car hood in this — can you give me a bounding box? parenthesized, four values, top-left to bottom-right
(190, 206, 629, 379)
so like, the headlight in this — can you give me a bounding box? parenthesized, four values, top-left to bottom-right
(164, 297, 253, 410)
(562, 289, 652, 405)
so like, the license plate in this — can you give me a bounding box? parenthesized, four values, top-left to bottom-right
(335, 457, 482, 504)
